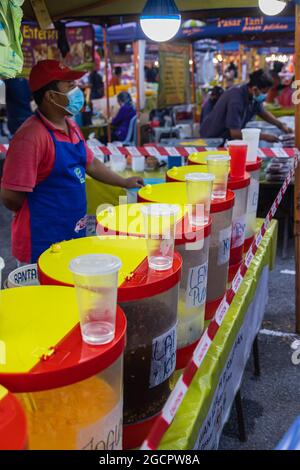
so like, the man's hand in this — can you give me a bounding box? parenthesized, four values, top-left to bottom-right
(124, 176, 144, 189)
(279, 123, 293, 134)
(261, 133, 280, 143)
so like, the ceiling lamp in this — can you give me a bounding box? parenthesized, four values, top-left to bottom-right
(140, 0, 181, 42)
(258, 0, 287, 16)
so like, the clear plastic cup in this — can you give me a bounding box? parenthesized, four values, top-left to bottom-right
(69, 254, 121, 345)
(141, 204, 179, 271)
(242, 128, 261, 163)
(185, 173, 215, 226)
(228, 140, 248, 178)
(110, 154, 127, 172)
(131, 155, 145, 172)
(206, 155, 231, 200)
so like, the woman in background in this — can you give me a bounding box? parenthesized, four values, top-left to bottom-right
(112, 92, 136, 142)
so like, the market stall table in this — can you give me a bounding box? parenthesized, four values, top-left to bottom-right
(156, 219, 278, 450)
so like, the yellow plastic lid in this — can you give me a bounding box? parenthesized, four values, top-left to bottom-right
(188, 150, 229, 165)
(167, 165, 208, 182)
(138, 182, 235, 214)
(97, 203, 211, 244)
(38, 236, 182, 302)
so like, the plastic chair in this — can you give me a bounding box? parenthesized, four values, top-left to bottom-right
(122, 115, 137, 146)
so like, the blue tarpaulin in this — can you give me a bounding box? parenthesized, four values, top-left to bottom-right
(275, 417, 300, 450)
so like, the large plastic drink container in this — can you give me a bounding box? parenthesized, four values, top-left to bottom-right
(97, 203, 211, 369)
(37, 236, 182, 450)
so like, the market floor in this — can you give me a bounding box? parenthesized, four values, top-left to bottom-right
(1, 199, 300, 450)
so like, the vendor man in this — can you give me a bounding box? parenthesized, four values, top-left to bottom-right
(200, 69, 292, 142)
(1, 60, 143, 264)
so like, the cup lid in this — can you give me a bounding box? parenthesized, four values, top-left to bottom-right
(185, 172, 215, 182)
(206, 155, 231, 161)
(69, 254, 121, 276)
(242, 128, 261, 133)
(0, 386, 27, 450)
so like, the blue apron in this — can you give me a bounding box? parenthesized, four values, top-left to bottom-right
(28, 116, 87, 262)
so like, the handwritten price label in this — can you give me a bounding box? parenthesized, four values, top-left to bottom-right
(186, 262, 208, 308)
(150, 325, 177, 389)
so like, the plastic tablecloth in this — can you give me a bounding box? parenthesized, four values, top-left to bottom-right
(158, 219, 278, 450)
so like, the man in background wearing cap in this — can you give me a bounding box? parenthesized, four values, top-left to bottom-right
(1, 60, 143, 264)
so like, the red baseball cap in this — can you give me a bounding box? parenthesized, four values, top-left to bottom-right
(29, 60, 86, 92)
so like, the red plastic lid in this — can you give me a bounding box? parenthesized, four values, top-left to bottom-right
(210, 189, 235, 213)
(228, 172, 251, 190)
(246, 158, 262, 172)
(0, 387, 27, 450)
(118, 252, 182, 302)
(0, 307, 127, 393)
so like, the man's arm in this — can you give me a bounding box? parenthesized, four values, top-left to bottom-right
(86, 158, 144, 189)
(259, 108, 293, 133)
(1, 188, 26, 212)
(229, 129, 243, 139)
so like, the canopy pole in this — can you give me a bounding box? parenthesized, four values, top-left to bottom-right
(103, 24, 111, 143)
(189, 43, 197, 124)
(294, 4, 300, 334)
(133, 40, 141, 146)
(238, 44, 244, 81)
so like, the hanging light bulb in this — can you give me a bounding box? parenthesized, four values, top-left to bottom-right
(140, 0, 181, 42)
(258, 0, 287, 16)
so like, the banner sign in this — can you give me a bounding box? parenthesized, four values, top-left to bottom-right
(21, 23, 94, 77)
(181, 16, 294, 39)
(158, 43, 190, 108)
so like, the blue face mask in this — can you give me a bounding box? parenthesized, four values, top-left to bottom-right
(52, 86, 85, 115)
(253, 93, 267, 104)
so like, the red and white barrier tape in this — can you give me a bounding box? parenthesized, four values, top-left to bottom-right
(0, 143, 295, 159)
(140, 151, 299, 451)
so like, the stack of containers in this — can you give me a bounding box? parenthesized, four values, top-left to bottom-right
(37, 236, 182, 449)
(187, 150, 251, 281)
(241, 128, 263, 252)
(0, 286, 126, 450)
(244, 159, 262, 252)
(97, 203, 211, 368)
(138, 181, 235, 320)
(227, 173, 251, 280)
(0, 385, 27, 450)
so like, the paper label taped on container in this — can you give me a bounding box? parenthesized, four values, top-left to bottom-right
(218, 226, 232, 266)
(231, 215, 246, 249)
(247, 179, 260, 214)
(186, 262, 208, 309)
(150, 325, 177, 389)
(77, 401, 123, 450)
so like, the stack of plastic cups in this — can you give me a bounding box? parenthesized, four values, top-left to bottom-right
(242, 128, 262, 252)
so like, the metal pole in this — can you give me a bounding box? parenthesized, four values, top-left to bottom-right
(294, 4, 300, 333)
(103, 24, 111, 142)
(133, 40, 141, 146)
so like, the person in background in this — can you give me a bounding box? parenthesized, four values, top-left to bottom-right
(0, 60, 143, 264)
(4, 77, 33, 136)
(89, 55, 104, 100)
(111, 91, 136, 142)
(200, 86, 224, 125)
(267, 61, 284, 104)
(110, 66, 122, 94)
(200, 69, 292, 142)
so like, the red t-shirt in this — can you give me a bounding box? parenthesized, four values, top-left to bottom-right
(1, 112, 94, 263)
